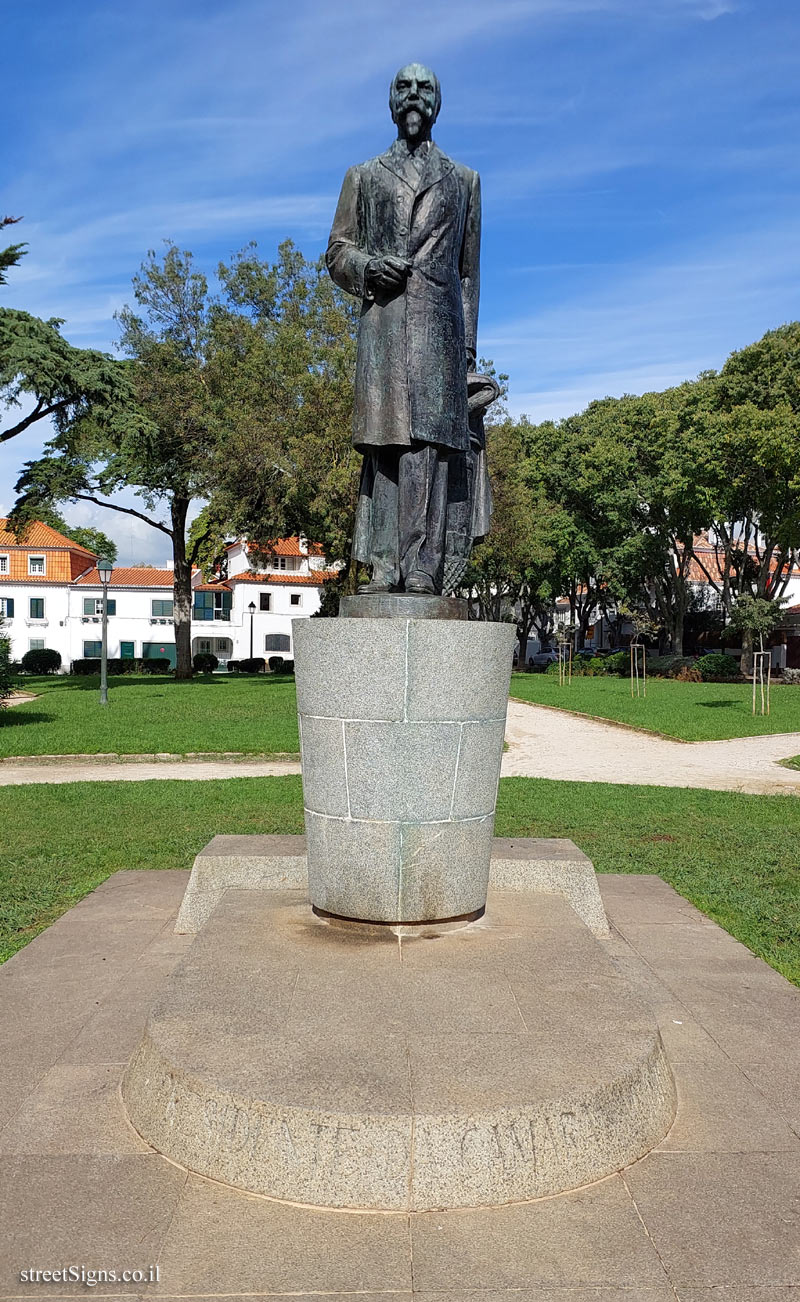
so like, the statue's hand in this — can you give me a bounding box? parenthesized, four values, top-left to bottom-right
(366, 255, 411, 294)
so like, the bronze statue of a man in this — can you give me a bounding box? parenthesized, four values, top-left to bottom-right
(327, 63, 491, 596)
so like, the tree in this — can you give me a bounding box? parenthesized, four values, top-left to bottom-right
(463, 418, 561, 662)
(208, 241, 360, 583)
(597, 382, 714, 654)
(1, 217, 132, 446)
(13, 240, 358, 677)
(688, 325, 800, 667)
(527, 404, 651, 651)
(1, 216, 26, 287)
(65, 527, 117, 563)
(14, 243, 222, 678)
(728, 594, 786, 661)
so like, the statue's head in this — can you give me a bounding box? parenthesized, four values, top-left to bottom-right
(389, 63, 441, 138)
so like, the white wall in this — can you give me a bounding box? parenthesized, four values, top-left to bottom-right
(3, 585, 71, 663)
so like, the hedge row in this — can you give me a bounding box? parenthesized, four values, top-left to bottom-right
(545, 651, 743, 682)
(70, 658, 172, 676)
(226, 657, 295, 675)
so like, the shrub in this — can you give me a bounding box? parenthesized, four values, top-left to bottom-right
(781, 668, 800, 685)
(238, 657, 265, 674)
(696, 652, 741, 682)
(192, 652, 219, 673)
(21, 647, 62, 675)
(268, 655, 284, 673)
(139, 657, 172, 674)
(226, 660, 239, 673)
(647, 655, 697, 679)
(601, 651, 628, 676)
(0, 618, 11, 706)
(676, 664, 702, 682)
(71, 658, 99, 675)
(581, 656, 609, 676)
(71, 657, 173, 676)
(545, 659, 561, 675)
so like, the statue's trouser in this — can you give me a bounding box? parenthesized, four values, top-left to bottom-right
(293, 614, 516, 924)
(354, 443, 451, 588)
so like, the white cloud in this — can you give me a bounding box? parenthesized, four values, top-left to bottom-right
(487, 216, 800, 421)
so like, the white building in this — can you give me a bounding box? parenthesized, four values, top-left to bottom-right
(0, 520, 337, 670)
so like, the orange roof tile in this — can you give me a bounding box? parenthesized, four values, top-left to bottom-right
(247, 536, 325, 558)
(0, 517, 97, 555)
(194, 581, 232, 592)
(76, 567, 175, 587)
(231, 570, 339, 586)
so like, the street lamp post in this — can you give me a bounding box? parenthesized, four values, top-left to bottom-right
(248, 601, 256, 660)
(98, 557, 113, 706)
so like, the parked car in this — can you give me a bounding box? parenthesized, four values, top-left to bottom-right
(528, 649, 558, 668)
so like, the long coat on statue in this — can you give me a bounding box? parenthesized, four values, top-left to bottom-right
(326, 139, 481, 453)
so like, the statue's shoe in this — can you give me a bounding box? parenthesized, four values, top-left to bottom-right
(405, 577, 437, 595)
(357, 581, 396, 594)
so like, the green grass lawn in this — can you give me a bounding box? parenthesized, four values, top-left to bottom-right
(511, 672, 800, 742)
(2, 673, 300, 757)
(7, 671, 799, 758)
(2, 776, 798, 986)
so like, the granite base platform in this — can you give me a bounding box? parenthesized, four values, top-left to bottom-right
(7, 870, 800, 1295)
(174, 833, 610, 936)
(123, 888, 674, 1211)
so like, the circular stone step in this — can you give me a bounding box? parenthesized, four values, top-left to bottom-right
(122, 888, 676, 1211)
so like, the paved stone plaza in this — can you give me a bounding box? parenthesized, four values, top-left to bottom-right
(2, 869, 800, 1297)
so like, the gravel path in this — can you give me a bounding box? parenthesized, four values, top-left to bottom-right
(2, 697, 799, 792)
(0, 756, 302, 785)
(502, 697, 800, 795)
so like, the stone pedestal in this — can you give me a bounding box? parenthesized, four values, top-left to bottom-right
(293, 615, 515, 924)
(123, 887, 676, 1210)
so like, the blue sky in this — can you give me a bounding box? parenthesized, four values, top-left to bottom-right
(2, 0, 799, 562)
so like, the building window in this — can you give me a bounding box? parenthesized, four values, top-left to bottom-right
(84, 597, 116, 616)
(0, 596, 13, 618)
(28, 555, 46, 575)
(290, 593, 301, 607)
(151, 599, 174, 618)
(193, 590, 232, 621)
(29, 638, 45, 651)
(265, 633, 291, 653)
(29, 597, 45, 619)
(83, 640, 102, 657)
(216, 638, 231, 653)
(259, 592, 271, 611)
(0, 556, 8, 574)
(277, 556, 287, 570)
(120, 641, 135, 659)
(198, 639, 213, 654)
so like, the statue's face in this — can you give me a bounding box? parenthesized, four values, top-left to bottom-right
(390, 63, 440, 134)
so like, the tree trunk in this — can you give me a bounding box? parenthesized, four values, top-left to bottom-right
(516, 622, 531, 670)
(740, 627, 754, 678)
(171, 498, 193, 680)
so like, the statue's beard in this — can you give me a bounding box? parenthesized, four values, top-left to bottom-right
(402, 108, 424, 137)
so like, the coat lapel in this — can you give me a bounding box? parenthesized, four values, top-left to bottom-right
(379, 141, 421, 191)
(378, 141, 454, 197)
(415, 144, 454, 200)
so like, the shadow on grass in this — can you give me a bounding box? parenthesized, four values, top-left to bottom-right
(695, 699, 741, 708)
(0, 711, 56, 728)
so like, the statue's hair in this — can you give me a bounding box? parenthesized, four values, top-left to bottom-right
(389, 63, 441, 122)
